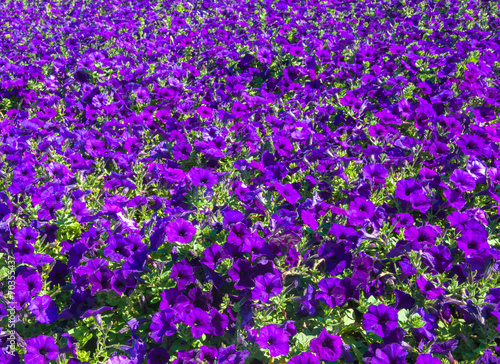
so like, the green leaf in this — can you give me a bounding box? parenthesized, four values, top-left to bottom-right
(294, 332, 315, 351)
(343, 308, 356, 326)
(398, 308, 409, 324)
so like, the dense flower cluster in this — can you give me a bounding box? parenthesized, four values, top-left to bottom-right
(0, 0, 500, 363)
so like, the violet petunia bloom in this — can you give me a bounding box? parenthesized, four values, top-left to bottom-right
(457, 230, 489, 257)
(349, 197, 375, 223)
(165, 218, 196, 244)
(106, 356, 133, 364)
(189, 167, 218, 188)
(14, 269, 43, 296)
(296, 284, 318, 317)
(287, 353, 320, 364)
(317, 277, 346, 308)
(404, 225, 440, 245)
(363, 163, 388, 185)
(150, 308, 177, 343)
(416, 276, 445, 299)
(395, 178, 419, 201)
(449, 169, 476, 193)
(301, 209, 318, 231)
(201, 244, 229, 269)
(29, 295, 58, 324)
(416, 354, 443, 364)
(275, 183, 301, 205)
(217, 345, 249, 364)
(488, 168, 500, 184)
(148, 348, 170, 364)
(409, 191, 432, 214)
(371, 343, 408, 364)
(104, 234, 132, 262)
(363, 304, 399, 338)
(135, 88, 150, 104)
(25, 335, 59, 364)
(457, 134, 485, 156)
(197, 105, 213, 119)
(184, 307, 212, 338)
(170, 261, 196, 289)
(14, 226, 38, 245)
(256, 324, 290, 357)
(310, 329, 343, 362)
(252, 272, 283, 303)
(210, 308, 229, 336)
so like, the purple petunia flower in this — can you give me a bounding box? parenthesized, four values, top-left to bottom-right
(170, 260, 196, 289)
(310, 328, 343, 362)
(148, 348, 170, 364)
(210, 308, 229, 336)
(363, 163, 388, 185)
(363, 304, 399, 338)
(25, 335, 59, 364)
(301, 209, 318, 231)
(449, 169, 476, 193)
(371, 343, 408, 364)
(150, 308, 177, 343)
(106, 356, 133, 364)
(296, 284, 318, 317)
(409, 191, 432, 213)
(316, 277, 346, 308)
(201, 244, 229, 269)
(14, 269, 43, 296)
(14, 226, 38, 245)
(287, 353, 320, 364)
(104, 234, 132, 262)
(256, 324, 290, 357)
(457, 229, 490, 257)
(457, 135, 485, 156)
(275, 183, 301, 205)
(29, 295, 58, 324)
(416, 276, 445, 299)
(165, 218, 196, 244)
(183, 307, 212, 338)
(189, 167, 218, 188)
(135, 88, 150, 104)
(197, 105, 213, 119)
(349, 197, 375, 223)
(252, 272, 283, 303)
(217, 345, 249, 364)
(416, 354, 443, 364)
(395, 178, 419, 201)
(488, 168, 500, 184)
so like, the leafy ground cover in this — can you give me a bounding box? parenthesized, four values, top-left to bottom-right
(1, 0, 500, 363)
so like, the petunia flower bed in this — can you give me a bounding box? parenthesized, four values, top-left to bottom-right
(0, 0, 500, 363)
